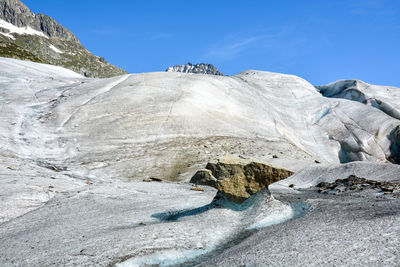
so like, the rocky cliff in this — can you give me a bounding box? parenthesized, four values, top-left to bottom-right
(166, 62, 224, 76)
(0, 0, 126, 77)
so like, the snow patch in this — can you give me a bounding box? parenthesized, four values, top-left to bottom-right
(0, 31, 15, 40)
(0, 18, 48, 39)
(49, 44, 63, 53)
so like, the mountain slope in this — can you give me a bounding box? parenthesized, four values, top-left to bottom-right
(0, 0, 127, 78)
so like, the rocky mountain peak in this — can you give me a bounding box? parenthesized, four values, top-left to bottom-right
(0, 0, 78, 42)
(34, 13, 78, 42)
(166, 62, 224, 76)
(0, 0, 127, 78)
(0, 0, 34, 27)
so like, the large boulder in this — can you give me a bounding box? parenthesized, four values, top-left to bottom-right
(190, 157, 294, 203)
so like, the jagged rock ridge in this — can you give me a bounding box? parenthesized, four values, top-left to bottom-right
(166, 62, 224, 76)
(0, 0, 126, 77)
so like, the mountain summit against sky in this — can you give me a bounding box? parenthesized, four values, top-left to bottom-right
(0, 0, 126, 77)
(166, 62, 224, 76)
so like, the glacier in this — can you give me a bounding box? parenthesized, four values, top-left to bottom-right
(0, 57, 399, 266)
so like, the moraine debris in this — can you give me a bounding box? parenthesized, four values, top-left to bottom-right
(316, 175, 400, 198)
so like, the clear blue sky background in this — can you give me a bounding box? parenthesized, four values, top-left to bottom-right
(24, 0, 400, 86)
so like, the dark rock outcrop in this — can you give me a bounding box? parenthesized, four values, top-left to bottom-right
(389, 126, 400, 164)
(0, 0, 34, 27)
(34, 13, 78, 42)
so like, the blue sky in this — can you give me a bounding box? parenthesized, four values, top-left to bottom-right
(25, 0, 400, 86)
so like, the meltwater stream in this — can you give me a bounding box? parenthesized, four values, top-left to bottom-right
(117, 190, 309, 267)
